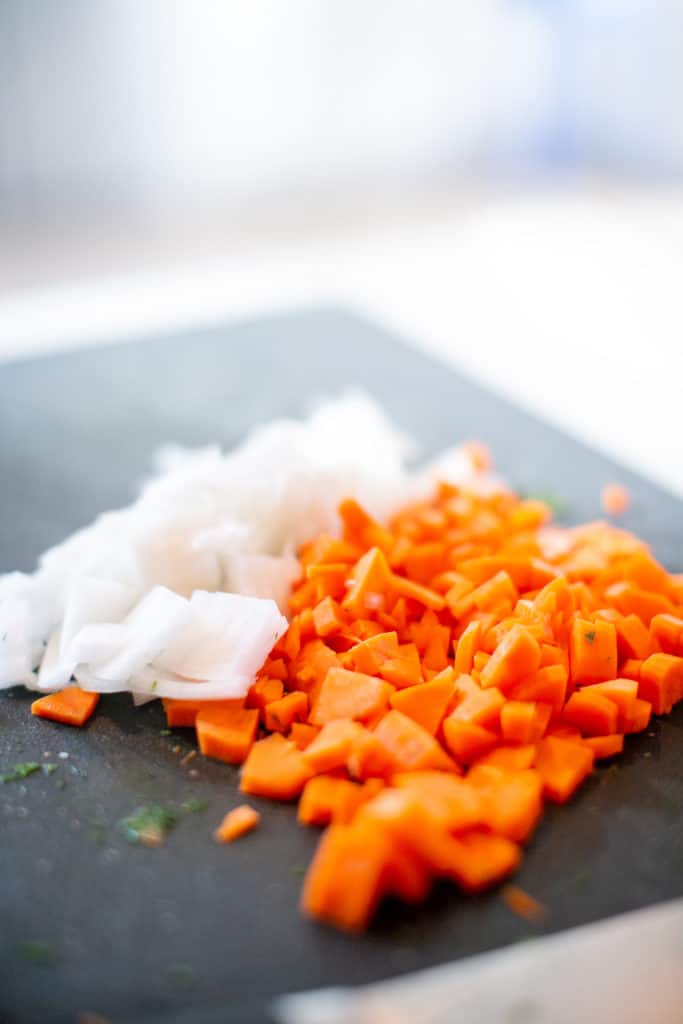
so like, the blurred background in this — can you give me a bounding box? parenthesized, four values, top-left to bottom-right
(0, 0, 681, 489)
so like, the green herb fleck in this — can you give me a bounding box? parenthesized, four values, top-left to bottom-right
(160, 728, 172, 736)
(151, 680, 158, 692)
(1, 762, 41, 783)
(41, 763, 58, 776)
(88, 824, 107, 846)
(584, 630, 597, 644)
(519, 490, 568, 517)
(16, 940, 58, 966)
(1, 632, 7, 642)
(119, 804, 177, 847)
(164, 963, 198, 991)
(181, 798, 207, 814)
(291, 864, 307, 877)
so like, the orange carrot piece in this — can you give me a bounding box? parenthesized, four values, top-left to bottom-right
(214, 805, 260, 844)
(303, 719, 365, 773)
(310, 667, 393, 726)
(638, 653, 683, 714)
(392, 771, 481, 832)
(650, 614, 683, 655)
(389, 669, 455, 735)
(454, 620, 481, 675)
(298, 776, 366, 826)
(476, 744, 538, 771)
(263, 691, 308, 734)
(373, 710, 456, 773)
(449, 676, 505, 729)
(289, 722, 320, 750)
(240, 734, 313, 801)
(580, 678, 638, 730)
(605, 582, 673, 625)
(468, 765, 544, 843)
(569, 617, 617, 684)
(562, 690, 619, 736)
(389, 573, 445, 611)
(614, 614, 651, 661)
(301, 820, 392, 931)
(502, 884, 546, 923)
(500, 701, 552, 745)
(196, 705, 259, 765)
(443, 831, 521, 894)
(312, 596, 346, 638)
(623, 697, 652, 733)
(620, 658, 643, 681)
(30, 686, 99, 728)
(584, 734, 624, 759)
(509, 665, 568, 718)
(601, 482, 630, 517)
(342, 547, 391, 618)
(246, 678, 284, 712)
(535, 736, 594, 803)
(162, 697, 243, 729)
(442, 719, 498, 765)
(480, 624, 541, 690)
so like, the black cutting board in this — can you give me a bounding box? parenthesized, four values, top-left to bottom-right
(1, 308, 682, 1024)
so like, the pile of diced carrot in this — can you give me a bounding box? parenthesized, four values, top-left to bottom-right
(34, 478, 683, 932)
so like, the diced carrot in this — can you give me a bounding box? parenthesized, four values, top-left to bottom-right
(342, 547, 391, 618)
(623, 698, 652, 733)
(468, 765, 543, 843)
(263, 691, 308, 733)
(443, 831, 521, 893)
(31, 687, 99, 728)
(196, 704, 259, 765)
(449, 676, 505, 729)
(601, 482, 630, 517)
(480, 624, 541, 690)
(214, 805, 260, 843)
(389, 669, 455, 734)
(584, 734, 624, 759)
(605, 582, 673, 625)
(638, 653, 683, 714)
(303, 719, 365, 773)
(476, 744, 537, 771)
(312, 596, 346, 638)
(246, 678, 284, 712)
(580, 678, 637, 730)
(241, 734, 313, 801)
(620, 658, 643, 681)
(298, 776, 367, 826)
(614, 614, 651, 660)
(384, 844, 432, 903)
(509, 665, 568, 718)
(500, 701, 552, 745)
(569, 617, 617, 684)
(289, 722, 320, 750)
(502, 884, 546, 923)
(535, 736, 594, 803)
(650, 614, 683, 656)
(163, 697, 241, 729)
(562, 690, 619, 736)
(373, 710, 456, 773)
(392, 771, 481, 831)
(442, 719, 498, 764)
(310, 667, 393, 726)
(301, 820, 392, 932)
(454, 620, 481, 675)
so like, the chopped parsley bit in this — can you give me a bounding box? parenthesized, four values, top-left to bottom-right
(181, 798, 207, 814)
(519, 490, 568, 517)
(160, 728, 172, 736)
(164, 963, 198, 991)
(151, 680, 158, 692)
(41, 763, 58, 776)
(119, 805, 177, 847)
(584, 630, 597, 644)
(1, 632, 7, 642)
(1, 762, 41, 783)
(17, 940, 58, 966)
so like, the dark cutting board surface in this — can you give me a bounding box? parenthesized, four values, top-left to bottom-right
(1, 308, 682, 1024)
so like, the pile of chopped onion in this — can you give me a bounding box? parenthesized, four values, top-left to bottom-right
(0, 393, 497, 701)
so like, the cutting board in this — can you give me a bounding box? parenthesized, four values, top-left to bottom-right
(1, 308, 682, 1024)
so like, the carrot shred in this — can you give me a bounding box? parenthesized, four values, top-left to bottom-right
(214, 805, 260, 844)
(31, 686, 99, 727)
